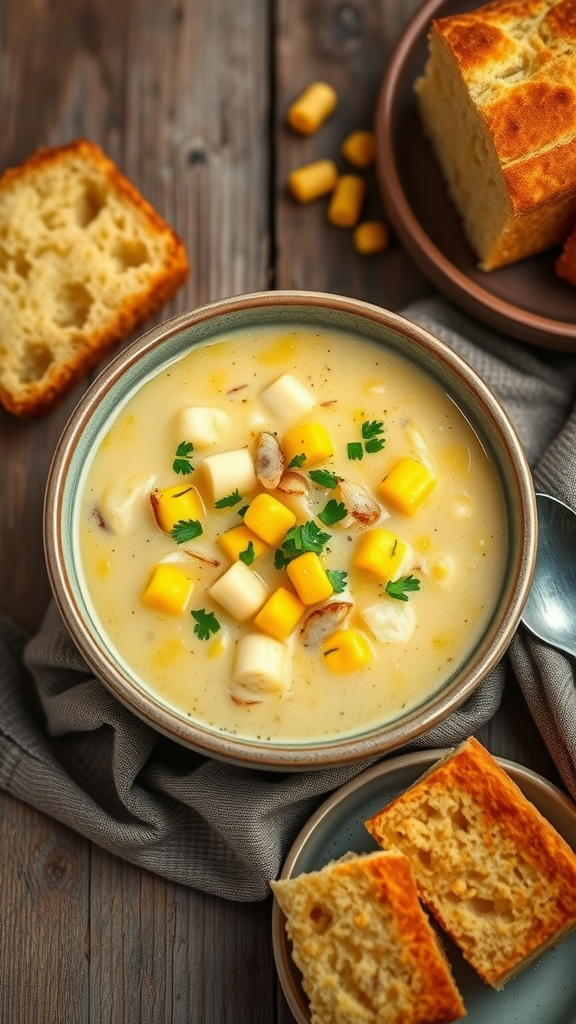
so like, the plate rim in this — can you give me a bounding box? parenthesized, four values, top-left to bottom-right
(375, 0, 576, 350)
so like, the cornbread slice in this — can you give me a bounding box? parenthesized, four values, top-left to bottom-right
(0, 139, 189, 417)
(365, 737, 576, 990)
(415, 0, 576, 270)
(271, 851, 466, 1024)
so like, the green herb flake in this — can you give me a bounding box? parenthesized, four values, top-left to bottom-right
(214, 489, 242, 509)
(318, 499, 347, 526)
(347, 442, 364, 461)
(326, 569, 348, 594)
(275, 520, 331, 568)
(361, 420, 385, 440)
(170, 519, 204, 544)
(364, 437, 385, 454)
(172, 440, 194, 475)
(308, 469, 340, 489)
(237, 505, 249, 518)
(384, 574, 421, 602)
(287, 453, 307, 469)
(191, 608, 221, 641)
(239, 541, 255, 565)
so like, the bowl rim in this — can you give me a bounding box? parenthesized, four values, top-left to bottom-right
(44, 289, 537, 770)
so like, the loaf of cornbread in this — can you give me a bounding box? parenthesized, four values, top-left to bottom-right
(271, 851, 466, 1024)
(415, 0, 576, 271)
(365, 737, 576, 990)
(0, 139, 189, 417)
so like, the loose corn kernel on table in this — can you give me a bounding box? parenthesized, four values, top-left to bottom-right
(0, 1, 564, 1022)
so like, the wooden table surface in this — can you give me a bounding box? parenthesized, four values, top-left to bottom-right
(0, 1, 565, 1021)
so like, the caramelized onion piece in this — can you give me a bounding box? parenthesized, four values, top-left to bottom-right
(255, 431, 285, 490)
(336, 481, 384, 529)
(300, 601, 353, 648)
(277, 470, 309, 495)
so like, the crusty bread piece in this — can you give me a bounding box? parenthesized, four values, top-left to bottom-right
(415, 0, 576, 271)
(0, 139, 189, 417)
(365, 736, 576, 990)
(271, 851, 466, 1024)
(555, 219, 576, 285)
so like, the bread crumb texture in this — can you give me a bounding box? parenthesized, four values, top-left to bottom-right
(415, 0, 576, 269)
(365, 736, 576, 990)
(271, 850, 465, 1024)
(0, 139, 189, 417)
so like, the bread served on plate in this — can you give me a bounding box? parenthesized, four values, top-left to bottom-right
(0, 139, 189, 418)
(365, 736, 576, 990)
(415, 0, 576, 271)
(271, 850, 466, 1024)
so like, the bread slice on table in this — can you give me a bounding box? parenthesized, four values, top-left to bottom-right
(0, 139, 189, 418)
(271, 850, 466, 1024)
(365, 736, 576, 990)
(415, 0, 576, 270)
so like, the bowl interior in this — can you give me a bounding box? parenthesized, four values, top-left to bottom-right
(46, 291, 536, 769)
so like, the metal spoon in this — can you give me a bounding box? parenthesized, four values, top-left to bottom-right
(521, 492, 576, 658)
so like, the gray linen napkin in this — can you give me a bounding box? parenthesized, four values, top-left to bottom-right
(1, 295, 576, 901)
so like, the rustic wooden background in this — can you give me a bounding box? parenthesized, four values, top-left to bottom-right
(0, 1, 562, 1021)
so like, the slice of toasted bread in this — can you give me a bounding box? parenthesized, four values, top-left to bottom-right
(271, 850, 466, 1024)
(365, 737, 576, 990)
(0, 139, 189, 417)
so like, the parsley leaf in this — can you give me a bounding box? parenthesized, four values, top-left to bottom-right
(385, 575, 421, 601)
(287, 453, 307, 469)
(239, 541, 255, 565)
(365, 437, 385, 454)
(362, 420, 385, 440)
(191, 608, 220, 641)
(173, 440, 194, 475)
(275, 520, 331, 567)
(326, 569, 348, 594)
(348, 420, 386, 460)
(170, 519, 204, 544)
(237, 505, 249, 518)
(318, 499, 347, 526)
(214, 489, 242, 509)
(347, 442, 364, 461)
(308, 469, 340, 489)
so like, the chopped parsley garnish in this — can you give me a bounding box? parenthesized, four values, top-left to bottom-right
(214, 489, 242, 509)
(274, 520, 331, 568)
(318, 499, 347, 526)
(237, 505, 249, 518)
(308, 468, 340, 489)
(287, 453, 307, 469)
(348, 420, 386, 460)
(239, 541, 255, 565)
(347, 442, 364, 461)
(191, 608, 220, 641)
(172, 441, 194, 475)
(362, 420, 385, 440)
(326, 569, 348, 594)
(385, 574, 421, 601)
(170, 519, 204, 544)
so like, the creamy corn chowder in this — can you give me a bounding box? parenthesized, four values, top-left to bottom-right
(77, 324, 507, 743)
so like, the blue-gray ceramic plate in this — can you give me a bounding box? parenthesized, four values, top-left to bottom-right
(272, 748, 576, 1024)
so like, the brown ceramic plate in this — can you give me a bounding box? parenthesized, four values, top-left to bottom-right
(375, 0, 576, 351)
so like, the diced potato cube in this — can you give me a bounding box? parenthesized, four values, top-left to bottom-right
(243, 493, 297, 546)
(282, 422, 334, 468)
(217, 524, 269, 563)
(286, 552, 334, 605)
(208, 561, 269, 622)
(351, 528, 412, 582)
(99, 472, 156, 535)
(151, 484, 205, 534)
(254, 587, 305, 641)
(321, 629, 373, 674)
(175, 406, 231, 448)
(260, 373, 315, 427)
(232, 634, 292, 697)
(141, 564, 194, 615)
(361, 601, 416, 644)
(377, 457, 436, 516)
(203, 449, 257, 503)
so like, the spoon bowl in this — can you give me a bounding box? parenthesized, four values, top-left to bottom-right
(521, 492, 576, 658)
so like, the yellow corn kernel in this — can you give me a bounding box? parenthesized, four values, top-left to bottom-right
(141, 564, 194, 615)
(151, 484, 205, 533)
(377, 457, 436, 516)
(327, 174, 367, 228)
(282, 422, 334, 468)
(286, 82, 338, 135)
(217, 524, 269, 563)
(353, 220, 389, 255)
(254, 587, 305, 641)
(243, 493, 297, 546)
(351, 528, 409, 583)
(286, 551, 334, 605)
(321, 628, 373, 674)
(341, 130, 376, 168)
(288, 160, 338, 204)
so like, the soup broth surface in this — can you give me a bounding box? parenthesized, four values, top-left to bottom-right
(77, 323, 507, 744)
